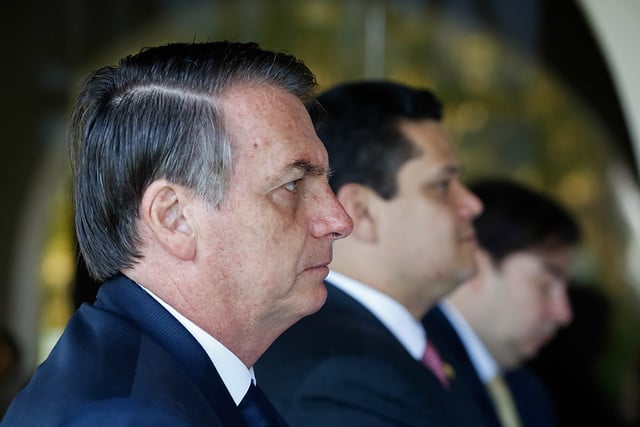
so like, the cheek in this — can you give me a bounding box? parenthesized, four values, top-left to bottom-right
(242, 196, 302, 241)
(207, 209, 288, 272)
(403, 211, 456, 274)
(411, 205, 455, 245)
(254, 209, 310, 277)
(509, 290, 547, 338)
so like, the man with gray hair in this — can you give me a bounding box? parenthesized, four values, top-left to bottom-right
(1, 41, 352, 426)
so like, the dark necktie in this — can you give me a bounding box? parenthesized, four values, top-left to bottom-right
(422, 340, 450, 388)
(238, 383, 286, 427)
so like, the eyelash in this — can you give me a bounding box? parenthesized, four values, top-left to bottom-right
(434, 179, 451, 192)
(284, 179, 301, 192)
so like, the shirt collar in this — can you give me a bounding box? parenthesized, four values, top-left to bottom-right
(439, 300, 499, 382)
(327, 270, 426, 360)
(138, 284, 254, 405)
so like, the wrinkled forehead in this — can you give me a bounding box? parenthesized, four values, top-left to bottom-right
(220, 84, 328, 178)
(221, 85, 315, 142)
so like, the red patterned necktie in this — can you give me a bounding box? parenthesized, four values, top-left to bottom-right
(422, 340, 449, 388)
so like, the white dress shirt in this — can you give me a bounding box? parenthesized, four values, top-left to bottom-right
(138, 284, 254, 405)
(439, 300, 499, 383)
(327, 270, 427, 360)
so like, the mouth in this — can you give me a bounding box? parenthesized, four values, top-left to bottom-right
(535, 327, 557, 346)
(542, 329, 556, 341)
(459, 232, 477, 244)
(305, 261, 330, 271)
(302, 259, 331, 278)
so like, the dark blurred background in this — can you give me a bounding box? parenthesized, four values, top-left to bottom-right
(2, 0, 640, 424)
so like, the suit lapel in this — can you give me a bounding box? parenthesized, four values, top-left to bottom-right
(94, 274, 247, 426)
(324, 282, 443, 385)
(423, 305, 502, 426)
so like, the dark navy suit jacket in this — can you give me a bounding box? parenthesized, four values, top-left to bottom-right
(256, 281, 491, 427)
(1, 274, 253, 427)
(422, 305, 556, 427)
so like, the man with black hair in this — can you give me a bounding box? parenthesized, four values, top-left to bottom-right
(257, 80, 484, 426)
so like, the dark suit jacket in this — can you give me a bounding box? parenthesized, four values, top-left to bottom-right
(1, 274, 256, 427)
(422, 305, 556, 427)
(256, 282, 488, 427)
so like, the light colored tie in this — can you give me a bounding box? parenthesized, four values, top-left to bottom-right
(486, 375, 522, 427)
(422, 341, 449, 388)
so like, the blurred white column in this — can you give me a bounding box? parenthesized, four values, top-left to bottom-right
(578, 0, 640, 169)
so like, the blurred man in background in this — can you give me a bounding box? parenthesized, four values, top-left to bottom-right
(424, 178, 581, 427)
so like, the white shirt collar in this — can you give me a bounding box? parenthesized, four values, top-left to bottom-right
(327, 270, 426, 360)
(138, 284, 254, 405)
(439, 300, 499, 382)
